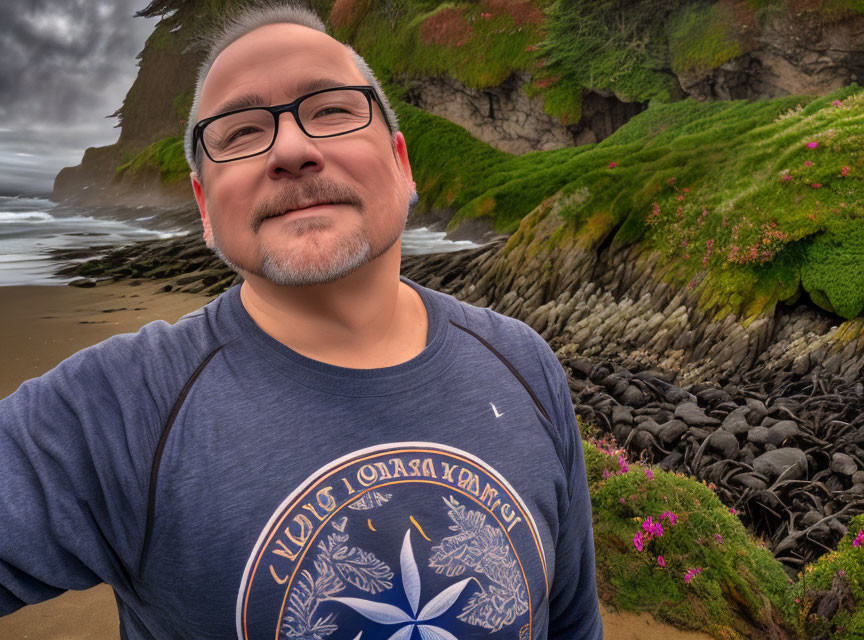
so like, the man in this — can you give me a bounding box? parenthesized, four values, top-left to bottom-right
(0, 3, 603, 639)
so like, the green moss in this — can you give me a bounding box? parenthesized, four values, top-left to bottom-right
(586, 440, 801, 637)
(667, 2, 745, 76)
(115, 136, 188, 183)
(791, 514, 864, 639)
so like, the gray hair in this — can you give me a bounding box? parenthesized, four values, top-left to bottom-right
(183, 2, 400, 178)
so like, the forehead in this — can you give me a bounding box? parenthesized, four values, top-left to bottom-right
(198, 23, 363, 118)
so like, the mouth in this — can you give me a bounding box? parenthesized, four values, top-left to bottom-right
(266, 202, 343, 220)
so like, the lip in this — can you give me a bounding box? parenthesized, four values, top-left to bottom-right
(265, 203, 343, 221)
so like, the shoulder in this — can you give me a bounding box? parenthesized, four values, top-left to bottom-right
(416, 281, 568, 422)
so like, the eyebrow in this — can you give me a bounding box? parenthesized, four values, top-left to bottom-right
(211, 77, 350, 116)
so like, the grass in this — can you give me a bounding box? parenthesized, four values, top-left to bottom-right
(115, 136, 188, 183)
(396, 84, 864, 321)
(584, 431, 804, 639)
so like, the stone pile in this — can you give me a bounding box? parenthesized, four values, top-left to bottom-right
(561, 353, 864, 573)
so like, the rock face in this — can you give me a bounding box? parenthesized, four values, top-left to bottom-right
(400, 71, 648, 154)
(679, 9, 864, 101)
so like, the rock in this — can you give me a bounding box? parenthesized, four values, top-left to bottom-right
(658, 419, 688, 446)
(745, 398, 768, 425)
(706, 430, 740, 459)
(696, 387, 733, 405)
(747, 426, 770, 446)
(620, 385, 647, 407)
(802, 510, 822, 527)
(831, 452, 858, 476)
(674, 402, 721, 427)
(753, 448, 808, 481)
(852, 470, 864, 485)
(611, 404, 633, 426)
(635, 419, 663, 439)
(766, 420, 801, 446)
(731, 473, 768, 491)
(659, 450, 684, 470)
(721, 406, 751, 436)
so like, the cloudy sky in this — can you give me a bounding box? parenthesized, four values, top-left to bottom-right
(0, 0, 158, 196)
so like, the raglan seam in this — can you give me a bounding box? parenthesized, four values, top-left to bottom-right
(136, 338, 235, 575)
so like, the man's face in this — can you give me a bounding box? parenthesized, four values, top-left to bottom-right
(191, 23, 415, 287)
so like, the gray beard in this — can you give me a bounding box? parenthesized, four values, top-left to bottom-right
(211, 202, 410, 287)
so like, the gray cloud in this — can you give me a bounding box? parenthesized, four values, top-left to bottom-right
(0, 0, 157, 195)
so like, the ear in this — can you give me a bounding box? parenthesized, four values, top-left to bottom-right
(392, 131, 415, 191)
(191, 171, 214, 249)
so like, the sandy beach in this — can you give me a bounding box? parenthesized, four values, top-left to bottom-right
(0, 280, 711, 640)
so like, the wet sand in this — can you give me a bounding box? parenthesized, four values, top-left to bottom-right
(0, 281, 712, 640)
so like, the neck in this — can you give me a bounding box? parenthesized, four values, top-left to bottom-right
(238, 243, 428, 368)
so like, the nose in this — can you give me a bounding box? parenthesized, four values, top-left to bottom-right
(264, 109, 325, 180)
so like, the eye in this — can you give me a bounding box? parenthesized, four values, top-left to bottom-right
(312, 107, 349, 119)
(225, 126, 261, 142)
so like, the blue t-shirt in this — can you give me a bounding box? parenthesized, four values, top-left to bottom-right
(0, 276, 602, 639)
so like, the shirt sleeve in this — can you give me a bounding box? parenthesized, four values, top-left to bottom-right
(0, 335, 162, 616)
(530, 331, 604, 639)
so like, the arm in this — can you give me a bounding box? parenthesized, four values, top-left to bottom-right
(0, 337, 157, 615)
(530, 333, 603, 638)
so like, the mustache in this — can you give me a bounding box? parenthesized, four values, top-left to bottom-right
(250, 181, 365, 232)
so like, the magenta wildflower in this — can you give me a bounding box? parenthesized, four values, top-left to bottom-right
(660, 510, 678, 526)
(617, 456, 629, 474)
(642, 517, 664, 538)
(832, 99, 842, 106)
(810, 183, 822, 189)
(609, 161, 617, 169)
(684, 567, 702, 583)
(841, 166, 850, 177)
(804, 160, 813, 167)
(715, 534, 723, 544)
(657, 555, 666, 567)
(838, 569, 846, 577)
(602, 468, 611, 480)
(643, 467, 654, 480)
(853, 530, 864, 547)
(619, 498, 626, 504)
(807, 141, 819, 149)
(633, 531, 644, 552)
(781, 174, 792, 182)
(729, 507, 737, 515)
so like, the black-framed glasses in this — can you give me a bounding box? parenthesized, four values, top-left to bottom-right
(192, 85, 391, 163)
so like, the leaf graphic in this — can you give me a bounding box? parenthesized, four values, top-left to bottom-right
(385, 625, 415, 640)
(326, 597, 413, 624)
(417, 625, 460, 640)
(416, 577, 473, 621)
(400, 530, 421, 617)
(333, 546, 393, 595)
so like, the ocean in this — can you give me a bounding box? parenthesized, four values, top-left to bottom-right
(0, 195, 480, 286)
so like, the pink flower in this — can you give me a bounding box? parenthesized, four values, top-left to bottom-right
(804, 161, 813, 167)
(807, 141, 819, 149)
(677, 194, 684, 202)
(660, 510, 678, 526)
(853, 530, 864, 547)
(781, 174, 792, 182)
(810, 183, 822, 189)
(642, 517, 664, 538)
(683, 187, 690, 193)
(525, 44, 538, 52)
(602, 468, 610, 480)
(657, 555, 666, 567)
(608, 162, 617, 169)
(643, 467, 654, 480)
(838, 569, 846, 577)
(684, 567, 702, 583)
(833, 99, 842, 106)
(729, 507, 737, 515)
(715, 534, 723, 544)
(841, 166, 850, 177)
(619, 498, 626, 504)
(618, 456, 629, 474)
(633, 531, 644, 552)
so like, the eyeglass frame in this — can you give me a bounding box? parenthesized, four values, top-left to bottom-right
(192, 85, 393, 164)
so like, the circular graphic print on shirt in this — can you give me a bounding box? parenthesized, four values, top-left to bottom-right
(237, 442, 549, 640)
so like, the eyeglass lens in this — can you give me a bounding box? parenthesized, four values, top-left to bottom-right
(202, 89, 371, 161)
